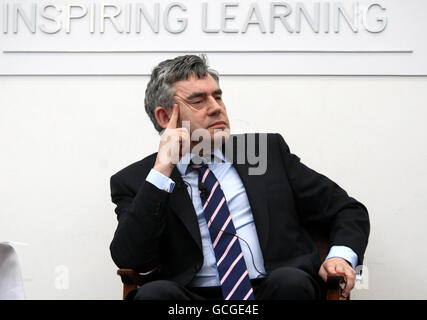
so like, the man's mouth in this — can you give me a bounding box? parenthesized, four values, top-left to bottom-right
(208, 121, 227, 128)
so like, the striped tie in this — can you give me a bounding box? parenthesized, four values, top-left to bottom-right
(191, 161, 255, 300)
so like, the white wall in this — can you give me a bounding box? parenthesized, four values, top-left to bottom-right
(1, 75, 426, 299)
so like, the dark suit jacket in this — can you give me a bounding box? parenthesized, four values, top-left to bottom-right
(109, 133, 369, 286)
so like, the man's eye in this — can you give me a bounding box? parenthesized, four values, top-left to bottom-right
(215, 96, 222, 101)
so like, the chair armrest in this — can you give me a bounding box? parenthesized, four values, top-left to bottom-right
(117, 268, 349, 300)
(117, 269, 143, 300)
(117, 268, 160, 299)
(117, 268, 143, 285)
(326, 274, 348, 300)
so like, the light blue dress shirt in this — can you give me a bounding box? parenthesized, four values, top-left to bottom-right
(146, 149, 358, 286)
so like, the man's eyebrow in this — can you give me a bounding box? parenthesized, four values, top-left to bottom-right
(213, 89, 223, 96)
(186, 92, 205, 100)
(186, 89, 222, 100)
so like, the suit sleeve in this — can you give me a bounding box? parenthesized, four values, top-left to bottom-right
(109, 173, 170, 272)
(275, 133, 370, 265)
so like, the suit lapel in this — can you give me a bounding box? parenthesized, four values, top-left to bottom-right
(167, 168, 203, 252)
(165, 133, 270, 255)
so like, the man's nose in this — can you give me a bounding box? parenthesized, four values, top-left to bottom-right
(206, 96, 222, 115)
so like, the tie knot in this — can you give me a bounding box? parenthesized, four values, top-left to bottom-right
(189, 155, 211, 171)
(189, 160, 208, 171)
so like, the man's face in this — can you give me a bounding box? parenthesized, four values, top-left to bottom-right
(172, 73, 230, 149)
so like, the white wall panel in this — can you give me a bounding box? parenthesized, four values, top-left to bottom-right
(0, 75, 426, 299)
(0, 0, 426, 75)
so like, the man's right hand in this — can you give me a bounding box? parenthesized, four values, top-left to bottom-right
(153, 104, 190, 177)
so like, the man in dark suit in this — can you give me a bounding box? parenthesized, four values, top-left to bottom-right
(110, 55, 370, 300)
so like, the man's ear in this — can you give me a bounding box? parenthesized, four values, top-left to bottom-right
(154, 106, 171, 129)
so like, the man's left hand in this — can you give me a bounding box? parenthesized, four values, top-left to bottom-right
(318, 257, 356, 299)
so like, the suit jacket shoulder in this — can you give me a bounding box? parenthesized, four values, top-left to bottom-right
(111, 153, 157, 193)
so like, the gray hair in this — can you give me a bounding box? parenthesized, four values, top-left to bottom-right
(144, 54, 219, 133)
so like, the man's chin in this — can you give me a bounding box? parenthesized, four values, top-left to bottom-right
(212, 127, 230, 144)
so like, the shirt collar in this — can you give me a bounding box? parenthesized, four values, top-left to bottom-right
(176, 148, 227, 176)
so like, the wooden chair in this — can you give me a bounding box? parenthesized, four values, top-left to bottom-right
(306, 225, 348, 300)
(117, 227, 348, 300)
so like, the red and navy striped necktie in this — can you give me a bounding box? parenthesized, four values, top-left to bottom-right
(191, 162, 255, 300)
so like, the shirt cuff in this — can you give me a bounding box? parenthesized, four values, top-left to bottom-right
(146, 168, 175, 193)
(326, 246, 358, 269)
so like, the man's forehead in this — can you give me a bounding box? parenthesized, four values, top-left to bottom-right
(172, 74, 219, 95)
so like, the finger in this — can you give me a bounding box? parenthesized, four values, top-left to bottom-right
(174, 128, 189, 141)
(180, 128, 191, 155)
(342, 269, 356, 298)
(333, 265, 349, 297)
(326, 264, 336, 275)
(335, 264, 345, 275)
(181, 127, 190, 143)
(167, 104, 180, 129)
(166, 128, 188, 146)
(318, 266, 328, 282)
